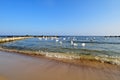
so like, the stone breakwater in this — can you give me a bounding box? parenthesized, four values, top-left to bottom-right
(0, 37, 31, 43)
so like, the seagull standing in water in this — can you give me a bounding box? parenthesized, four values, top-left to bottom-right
(56, 39, 59, 42)
(59, 41, 62, 44)
(71, 40, 78, 46)
(38, 38, 42, 40)
(81, 43, 86, 47)
(71, 40, 73, 45)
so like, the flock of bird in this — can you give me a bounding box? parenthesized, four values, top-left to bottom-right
(38, 36, 115, 47)
(38, 37, 86, 47)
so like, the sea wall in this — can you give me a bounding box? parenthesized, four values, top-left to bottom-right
(0, 37, 31, 43)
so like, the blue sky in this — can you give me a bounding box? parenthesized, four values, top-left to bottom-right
(0, 0, 120, 36)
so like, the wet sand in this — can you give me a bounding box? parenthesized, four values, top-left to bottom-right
(0, 51, 120, 80)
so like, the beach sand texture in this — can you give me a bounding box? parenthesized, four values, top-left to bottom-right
(0, 51, 120, 80)
(0, 76, 7, 80)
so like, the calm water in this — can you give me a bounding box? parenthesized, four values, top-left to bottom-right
(0, 37, 5, 39)
(1, 36, 120, 65)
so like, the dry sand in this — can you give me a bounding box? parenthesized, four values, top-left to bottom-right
(0, 76, 7, 80)
(0, 51, 120, 80)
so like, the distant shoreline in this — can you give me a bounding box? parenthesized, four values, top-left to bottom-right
(0, 35, 120, 37)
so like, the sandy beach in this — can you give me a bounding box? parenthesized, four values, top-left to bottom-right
(0, 51, 120, 80)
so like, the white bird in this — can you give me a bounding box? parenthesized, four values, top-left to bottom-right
(71, 40, 78, 46)
(56, 39, 59, 42)
(38, 38, 42, 40)
(51, 38, 54, 40)
(73, 37, 77, 41)
(71, 40, 74, 45)
(81, 43, 86, 47)
(73, 43, 78, 46)
(45, 38, 47, 40)
(63, 38, 66, 40)
(42, 36, 45, 39)
(59, 41, 62, 44)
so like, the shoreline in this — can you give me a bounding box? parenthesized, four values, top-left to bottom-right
(0, 47, 119, 70)
(0, 50, 120, 80)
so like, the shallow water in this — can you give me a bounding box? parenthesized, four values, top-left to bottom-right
(0, 37, 5, 39)
(0, 36, 120, 65)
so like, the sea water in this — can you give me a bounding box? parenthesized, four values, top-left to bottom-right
(0, 36, 120, 65)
